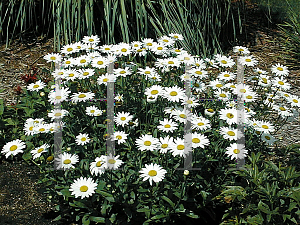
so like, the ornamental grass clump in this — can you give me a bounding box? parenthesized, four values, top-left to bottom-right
(1, 34, 299, 224)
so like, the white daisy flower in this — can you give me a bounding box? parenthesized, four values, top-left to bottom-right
(177, 53, 195, 65)
(238, 55, 258, 67)
(90, 156, 106, 176)
(85, 106, 102, 116)
(114, 67, 132, 78)
(226, 100, 237, 109)
(190, 68, 208, 79)
(114, 111, 134, 127)
(254, 68, 268, 75)
(59, 152, 79, 170)
(233, 46, 250, 55)
(78, 68, 95, 79)
(158, 136, 174, 153)
(180, 96, 200, 108)
(73, 41, 84, 51)
(75, 133, 90, 145)
(63, 69, 80, 81)
(171, 108, 193, 124)
(115, 42, 132, 56)
(169, 137, 193, 157)
(74, 55, 90, 67)
(164, 106, 183, 117)
(114, 94, 123, 102)
(135, 47, 147, 56)
(135, 134, 160, 151)
(44, 53, 62, 63)
(99, 44, 114, 54)
(219, 108, 238, 125)
(214, 89, 232, 101)
(157, 118, 178, 133)
(163, 57, 181, 68)
(131, 41, 143, 50)
(48, 87, 71, 105)
(138, 66, 158, 76)
(169, 33, 184, 40)
(150, 43, 168, 55)
(171, 48, 188, 55)
(272, 77, 291, 91)
(158, 35, 175, 46)
(219, 126, 242, 141)
(31, 144, 50, 159)
(191, 116, 211, 131)
(23, 119, 37, 136)
(61, 43, 78, 55)
(215, 54, 235, 68)
(243, 90, 258, 103)
(82, 35, 100, 45)
(258, 75, 272, 87)
(162, 86, 185, 102)
(71, 92, 95, 104)
(27, 80, 46, 92)
(209, 79, 225, 90)
(272, 104, 293, 118)
(226, 143, 248, 160)
(97, 73, 117, 86)
(256, 121, 275, 134)
(287, 95, 300, 108)
(139, 163, 167, 186)
(114, 131, 128, 144)
(69, 177, 98, 199)
(48, 109, 69, 121)
(103, 154, 124, 170)
(191, 132, 210, 149)
(142, 38, 155, 49)
(217, 71, 236, 81)
(148, 73, 162, 82)
(193, 58, 206, 69)
(62, 57, 75, 68)
(271, 63, 289, 77)
(204, 108, 216, 117)
(261, 133, 276, 146)
(51, 69, 65, 79)
(1, 139, 26, 158)
(192, 79, 207, 93)
(91, 56, 109, 69)
(33, 123, 50, 134)
(205, 58, 218, 68)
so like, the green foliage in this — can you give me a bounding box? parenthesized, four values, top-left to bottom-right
(219, 152, 300, 224)
(0, 0, 243, 57)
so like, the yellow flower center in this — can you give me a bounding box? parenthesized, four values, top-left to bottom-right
(184, 57, 190, 60)
(37, 148, 44, 153)
(78, 94, 86, 98)
(120, 117, 126, 121)
(226, 113, 234, 119)
(216, 84, 223, 88)
(55, 113, 62, 117)
(97, 61, 104, 65)
(83, 72, 89, 76)
(238, 48, 244, 51)
(187, 100, 193, 104)
(144, 141, 151, 146)
(262, 78, 268, 84)
(233, 149, 240, 154)
(195, 71, 202, 75)
(265, 136, 271, 140)
(63, 159, 71, 164)
(277, 67, 283, 71)
(69, 73, 74, 77)
(220, 93, 226, 98)
(157, 47, 163, 50)
(80, 59, 86, 64)
(108, 159, 116, 164)
(221, 60, 227, 64)
(80, 185, 88, 192)
(175, 49, 181, 52)
(10, 145, 18, 151)
(207, 108, 214, 113)
(29, 126, 33, 131)
(227, 131, 235, 136)
(148, 170, 157, 176)
(96, 161, 102, 167)
(245, 59, 251, 62)
(103, 78, 108, 82)
(279, 107, 286, 111)
(262, 125, 269, 129)
(47, 156, 54, 162)
(81, 137, 87, 141)
(278, 81, 284, 85)
(33, 85, 39, 89)
(174, 35, 179, 39)
(164, 124, 171, 128)
(116, 135, 122, 140)
(56, 96, 62, 100)
(67, 48, 73, 52)
(121, 48, 127, 52)
(192, 138, 200, 143)
(168, 61, 174, 64)
(198, 122, 204, 126)
(90, 110, 95, 113)
(230, 84, 236, 88)
(50, 56, 56, 60)
(170, 91, 178, 96)
(240, 89, 246, 93)
(105, 48, 110, 50)
(177, 145, 184, 150)
(195, 83, 199, 87)
(179, 114, 186, 118)
(66, 61, 71, 64)
(39, 128, 45, 132)
(146, 43, 152, 46)
(161, 144, 168, 148)
(284, 94, 290, 97)
(246, 95, 253, 99)
(151, 90, 158, 95)
(224, 74, 230, 77)
(293, 99, 298, 103)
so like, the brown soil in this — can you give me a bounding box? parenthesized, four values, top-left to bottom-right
(0, 2, 299, 224)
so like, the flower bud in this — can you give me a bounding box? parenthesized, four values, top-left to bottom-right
(184, 170, 189, 176)
(40, 92, 45, 96)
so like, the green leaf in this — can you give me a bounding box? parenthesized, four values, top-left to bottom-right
(161, 196, 175, 208)
(105, 196, 115, 202)
(60, 188, 72, 197)
(137, 208, 151, 213)
(0, 99, 4, 116)
(96, 190, 113, 197)
(52, 215, 62, 221)
(71, 200, 88, 208)
(22, 152, 32, 161)
(90, 216, 105, 223)
(258, 200, 270, 214)
(82, 214, 90, 225)
(97, 180, 106, 191)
